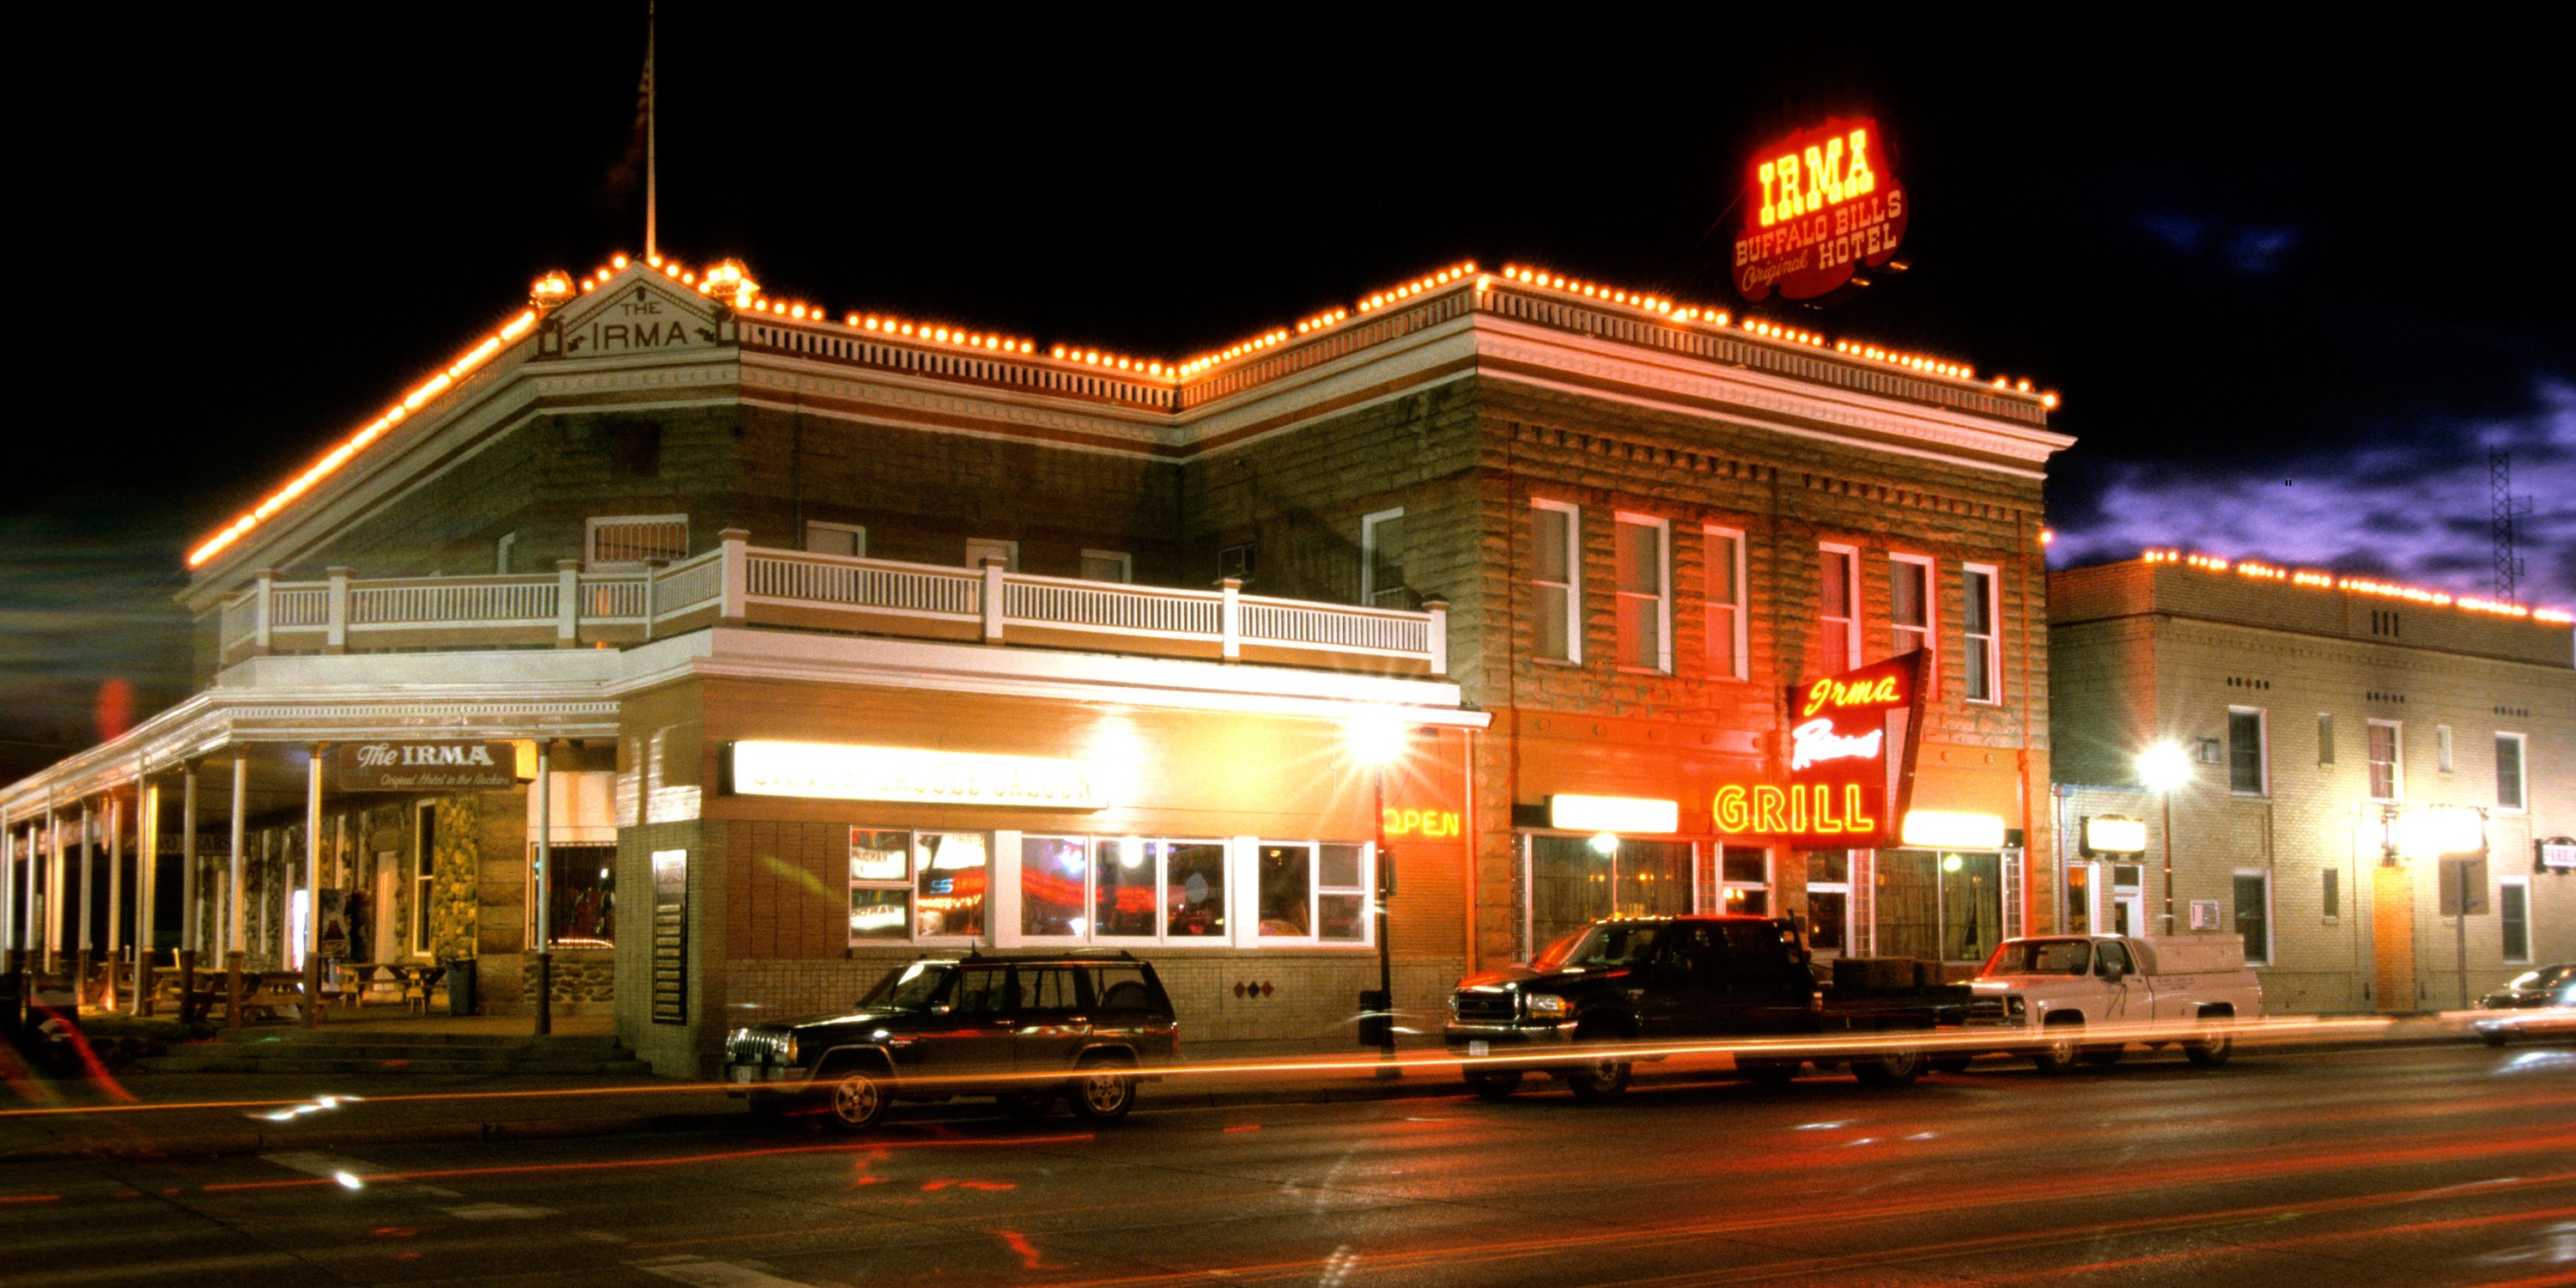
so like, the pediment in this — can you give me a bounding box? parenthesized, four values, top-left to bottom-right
(535, 268, 734, 360)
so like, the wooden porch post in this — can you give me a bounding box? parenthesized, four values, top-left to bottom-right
(227, 755, 246, 1030)
(76, 799, 93, 1005)
(304, 744, 325, 1029)
(179, 762, 199, 1021)
(533, 739, 553, 1036)
(105, 794, 122, 1011)
(138, 775, 159, 1016)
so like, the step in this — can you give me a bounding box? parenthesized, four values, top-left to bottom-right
(212, 1030, 628, 1050)
(166, 1042, 632, 1065)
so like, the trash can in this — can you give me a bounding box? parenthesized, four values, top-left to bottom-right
(444, 957, 477, 1017)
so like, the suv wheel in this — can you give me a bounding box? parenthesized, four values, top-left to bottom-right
(826, 1069, 890, 1131)
(1072, 1054, 1138, 1121)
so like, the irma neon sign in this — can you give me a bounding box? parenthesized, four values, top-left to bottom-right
(1713, 652, 1923, 847)
(1734, 117, 1909, 303)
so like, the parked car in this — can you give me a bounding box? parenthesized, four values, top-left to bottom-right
(1960, 934, 2263, 1072)
(2479, 964, 2576, 1010)
(1443, 915, 1966, 1099)
(2476, 977, 2576, 1047)
(723, 951, 1178, 1130)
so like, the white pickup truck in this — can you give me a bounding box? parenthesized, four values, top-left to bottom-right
(1956, 934, 2263, 1073)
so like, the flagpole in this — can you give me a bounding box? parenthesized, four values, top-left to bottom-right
(643, 0, 657, 261)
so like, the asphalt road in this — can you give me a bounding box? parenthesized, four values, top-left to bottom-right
(4, 1043, 2573, 1287)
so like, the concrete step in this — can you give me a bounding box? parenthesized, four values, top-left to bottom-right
(211, 1029, 627, 1050)
(137, 1054, 652, 1076)
(164, 1043, 629, 1065)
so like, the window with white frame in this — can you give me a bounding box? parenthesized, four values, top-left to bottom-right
(1361, 508, 1408, 608)
(1091, 837, 1229, 942)
(2228, 708, 2269, 795)
(964, 538, 1018, 571)
(1532, 501, 1580, 662)
(411, 803, 438, 957)
(1819, 544, 1859, 674)
(1256, 841, 1370, 943)
(2501, 878, 2530, 963)
(1890, 554, 1934, 662)
(2233, 871, 2271, 966)
(912, 833, 988, 939)
(586, 513, 689, 567)
(1704, 526, 1747, 680)
(1803, 850, 1852, 953)
(2367, 720, 2403, 801)
(1614, 514, 1671, 671)
(2497, 732, 2527, 811)
(1716, 845, 1771, 915)
(805, 521, 866, 558)
(1963, 564, 2002, 702)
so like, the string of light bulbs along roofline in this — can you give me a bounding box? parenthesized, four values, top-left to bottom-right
(186, 251, 2056, 571)
(2140, 550, 2572, 623)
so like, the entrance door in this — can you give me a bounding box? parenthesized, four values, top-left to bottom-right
(2111, 895, 2144, 939)
(2373, 866, 2416, 1012)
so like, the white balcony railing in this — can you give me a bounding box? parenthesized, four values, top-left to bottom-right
(217, 532, 1447, 677)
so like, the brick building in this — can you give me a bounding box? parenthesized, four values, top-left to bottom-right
(2, 253, 2065, 1074)
(2050, 555, 2576, 1012)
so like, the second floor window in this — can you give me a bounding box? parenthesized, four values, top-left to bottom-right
(1615, 515, 1670, 671)
(1891, 555, 1933, 661)
(2498, 732, 2527, 811)
(1361, 508, 1408, 607)
(2367, 720, 2402, 801)
(1533, 501, 1580, 662)
(587, 513, 689, 567)
(1705, 526, 1747, 680)
(1819, 544, 1859, 674)
(1963, 564, 2001, 702)
(2228, 708, 2268, 794)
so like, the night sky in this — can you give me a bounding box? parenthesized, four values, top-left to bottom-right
(6, 9, 2567, 782)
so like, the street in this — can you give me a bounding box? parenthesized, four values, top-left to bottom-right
(3, 1042, 2572, 1286)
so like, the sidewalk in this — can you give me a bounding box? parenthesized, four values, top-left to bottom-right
(0, 1012, 2484, 1168)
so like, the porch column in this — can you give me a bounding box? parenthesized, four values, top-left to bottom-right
(228, 755, 246, 1030)
(106, 794, 123, 1011)
(138, 775, 159, 1016)
(533, 739, 553, 1036)
(179, 762, 199, 1020)
(76, 799, 94, 1001)
(47, 805, 64, 975)
(26, 819, 42, 972)
(304, 744, 324, 1028)
(1, 810, 14, 969)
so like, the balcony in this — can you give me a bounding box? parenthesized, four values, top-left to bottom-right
(217, 531, 1446, 677)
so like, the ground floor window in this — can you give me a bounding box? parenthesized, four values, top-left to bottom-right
(914, 832, 989, 939)
(1804, 850, 1851, 953)
(1716, 846, 1771, 915)
(411, 804, 436, 957)
(2501, 878, 2530, 963)
(1878, 848, 2005, 963)
(2233, 871, 2271, 966)
(536, 843, 617, 947)
(1526, 834, 1692, 953)
(848, 829, 913, 943)
(1256, 841, 1370, 944)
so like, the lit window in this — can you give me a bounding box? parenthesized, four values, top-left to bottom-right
(1716, 846, 1770, 915)
(1361, 508, 1408, 608)
(1615, 514, 1671, 671)
(1963, 564, 2002, 703)
(1019, 835, 1090, 938)
(1704, 526, 1747, 681)
(1091, 838, 1228, 942)
(2228, 708, 2268, 795)
(2497, 733, 2527, 812)
(1256, 841, 1370, 944)
(848, 829, 912, 944)
(1819, 544, 1859, 673)
(1532, 501, 1580, 662)
(2367, 720, 2402, 802)
(1891, 555, 1934, 663)
(913, 832, 987, 939)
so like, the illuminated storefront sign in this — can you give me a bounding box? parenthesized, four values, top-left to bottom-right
(727, 741, 1104, 809)
(1901, 810, 2007, 850)
(2083, 815, 2148, 855)
(333, 739, 520, 792)
(1734, 117, 1909, 303)
(1549, 794, 1681, 835)
(1713, 652, 1923, 847)
(1384, 808, 1463, 839)
(2537, 839, 2574, 872)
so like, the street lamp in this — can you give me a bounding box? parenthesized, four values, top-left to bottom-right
(2137, 742, 2193, 936)
(1344, 709, 1410, 1077)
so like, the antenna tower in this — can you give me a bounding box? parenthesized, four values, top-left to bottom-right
(2491, 448, 2534, 603)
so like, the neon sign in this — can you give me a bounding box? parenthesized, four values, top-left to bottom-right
(1383, 808, 1462, 839)
(1735, 117, 1909, 304)
(1712, 652, 1923, 847)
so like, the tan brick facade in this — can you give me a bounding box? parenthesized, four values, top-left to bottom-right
(2050, 560, 2576, 1012)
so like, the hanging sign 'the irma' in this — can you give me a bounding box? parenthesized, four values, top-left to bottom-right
(1733, 117, 1908, 303)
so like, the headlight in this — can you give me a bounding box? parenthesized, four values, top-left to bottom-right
(783, 1035, 799, 1065)
(1526, 993, 1572, 1018)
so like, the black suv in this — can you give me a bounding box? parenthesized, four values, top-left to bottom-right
(725, 951, 1179, 1130)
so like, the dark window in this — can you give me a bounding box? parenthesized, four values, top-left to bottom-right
(2318, 713, 2335, 765)
(2502, 884, 2530, 963)
(541, 843, 617, 947)
(2497, 734, 2527, 811)
(1020, 966, 1079, 1017)
(2322, 867, 2340, 920)
(1086, 965, 1157, 1015)
(951, 965, 1012, 1017)
(2233, 874, 2270, 965)
(2228, 710, 2266, 794)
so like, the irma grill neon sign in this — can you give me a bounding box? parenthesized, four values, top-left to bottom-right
(1735, 117, 1909, 303)
(1712, 653, 1923, 847)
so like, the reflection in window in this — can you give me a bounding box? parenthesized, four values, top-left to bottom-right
(1021, 835, 1089, 937)
(1260, 841, 1370, 943)
(1528, 835, 1692, 953)
(1165, 842, 1227, 939)
(848, 829, 912, 944)
(914, 832, 988, 939)
(1877, 848, 2003, 963)
(540, 844, 617, 947)
(1258, 844, 1313, 937)
(1092, 839, 1158, 939)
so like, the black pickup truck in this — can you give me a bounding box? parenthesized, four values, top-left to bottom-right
(1443, 914, 1968, 1098)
